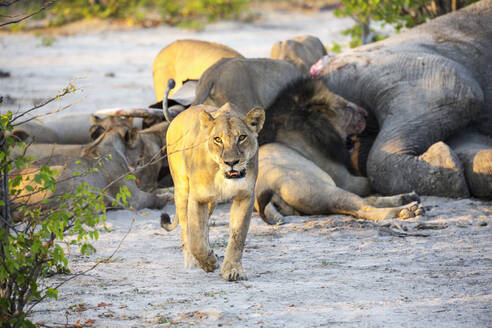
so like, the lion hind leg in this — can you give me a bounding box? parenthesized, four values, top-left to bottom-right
(173, 180, 199, 269)
(356, 201, 424, 221)
(364, 191, 420, 208)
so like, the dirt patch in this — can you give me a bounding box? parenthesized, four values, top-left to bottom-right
(29, 197, 492, 327)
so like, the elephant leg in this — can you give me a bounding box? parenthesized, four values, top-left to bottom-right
(367, 124, 471, 198)
(449, 130, 492, 199)
(460, 149, 492, 199)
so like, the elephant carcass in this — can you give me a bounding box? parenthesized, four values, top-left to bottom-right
(11, 115, 134, 160)
(316, 0, 492, 198)
(13, 125, 171, 211)
(253, 78, 422, 224)
(152, 39, 243, 106)
(270, 35, 327, 73)
(194, 59, 372, 195)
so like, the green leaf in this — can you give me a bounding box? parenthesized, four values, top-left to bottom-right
(45, 288, 58, 300)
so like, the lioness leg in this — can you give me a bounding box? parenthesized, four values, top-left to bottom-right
(364, 191, 420, 208)
(173, 180, 198, 268)
(221, 196, 253, 281)
(187, 197, 218, 272)
(278, 179, 422, 221)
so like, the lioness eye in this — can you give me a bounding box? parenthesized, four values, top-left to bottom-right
(214, 136, 222, 144)
(238, 135, 247, 142)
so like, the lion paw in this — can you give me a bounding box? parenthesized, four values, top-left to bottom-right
(198, 250, 219, 273)
(221, 261, 247, 281)
(398, 201, 425, 219)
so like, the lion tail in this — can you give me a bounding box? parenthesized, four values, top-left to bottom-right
(256, 189, 283, 225)
(160, 212, 179, 232)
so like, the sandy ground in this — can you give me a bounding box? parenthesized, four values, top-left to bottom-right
(1, 8, 491, 328)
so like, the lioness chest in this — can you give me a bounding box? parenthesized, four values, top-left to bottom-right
(190, 165, 255, 203)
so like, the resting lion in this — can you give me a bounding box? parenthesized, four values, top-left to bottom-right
(256, 143, 423, 223)
(164, 103, 265, 281)
(270, 35, 327, 72)
(152, 39, 243, 103)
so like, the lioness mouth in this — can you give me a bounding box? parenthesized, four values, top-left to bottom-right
(225, 169, 246, 179)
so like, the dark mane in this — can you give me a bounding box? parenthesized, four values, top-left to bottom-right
(259, 78, 352, 168)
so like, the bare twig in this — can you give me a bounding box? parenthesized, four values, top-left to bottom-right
(16, 97, 85, 126)
(10, 85, 74, 125)
(0, 1, 56, 27)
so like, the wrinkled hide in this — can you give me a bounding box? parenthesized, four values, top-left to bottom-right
(319, 0, 492, 198)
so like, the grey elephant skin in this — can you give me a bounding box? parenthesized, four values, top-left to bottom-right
(319, 0, 492, 198)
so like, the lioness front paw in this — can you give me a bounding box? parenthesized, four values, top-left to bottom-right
(221, 261, 247, 281)
(398, 201, 425, 219)
(198, 250, 219, 273)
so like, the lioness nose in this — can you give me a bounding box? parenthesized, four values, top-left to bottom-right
(225, 160, 239, 167)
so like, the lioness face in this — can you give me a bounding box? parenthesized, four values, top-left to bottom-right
(200, 107, 265, 180)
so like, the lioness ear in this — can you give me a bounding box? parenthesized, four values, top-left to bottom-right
(245, 107, 265, 133)
(90, 114, 101, 124)
(89, 125, 105, 140)
(124, 127, 139, 146)
(199, 110, 214, 130)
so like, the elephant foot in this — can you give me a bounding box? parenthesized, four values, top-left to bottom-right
(221, 261, 247, 281)
(418, 141, 470, 197)
(461, 149, 492, 199)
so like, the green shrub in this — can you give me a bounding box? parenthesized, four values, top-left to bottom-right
(335, 0, 479, 48)
(0, 86, 131, 327)
(1, 0, 249, 28)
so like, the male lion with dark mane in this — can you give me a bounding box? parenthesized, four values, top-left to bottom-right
(164, 103, 265, 281)
(254, 78, 423, 223)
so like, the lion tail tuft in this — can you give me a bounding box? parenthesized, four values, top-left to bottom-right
(161, 212, 179, 232)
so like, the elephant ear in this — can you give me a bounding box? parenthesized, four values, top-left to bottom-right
(245, 107, 265, 133)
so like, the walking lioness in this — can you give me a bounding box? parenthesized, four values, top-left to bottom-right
(165, 103, 265, 281)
